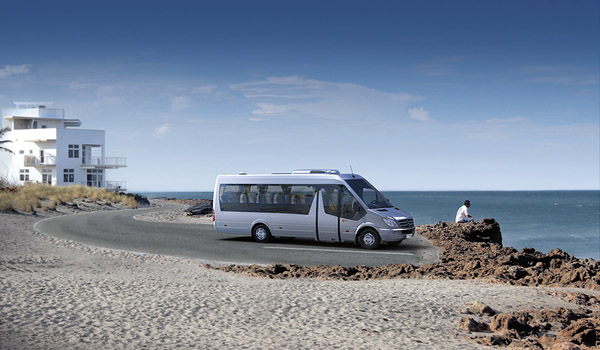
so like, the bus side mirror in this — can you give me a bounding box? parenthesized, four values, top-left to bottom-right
(352, 201, 361, 212)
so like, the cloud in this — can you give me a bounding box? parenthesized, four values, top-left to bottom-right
(170, 96, 190, 111)
(0, 64, 30, 78)
(154, 123, 170, 137)
(231, 76, 421, 120)
(188, 85, 217, 95)
(252, 103, 291, 115)
(485, 117, 527, 123)
(524, 74, 599, 86)
(408, 107, 431, 121)
(249, 118, 264, 122)
(518, 65, 599, 86)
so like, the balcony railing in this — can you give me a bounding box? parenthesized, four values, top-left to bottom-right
(24, 155, 57, 167)
(80, 181, 127, 192)
(81, 157, 127, 168)
(106, 181, 127, 192)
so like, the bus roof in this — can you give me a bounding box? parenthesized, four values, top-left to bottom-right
(216, 172, 364, 184)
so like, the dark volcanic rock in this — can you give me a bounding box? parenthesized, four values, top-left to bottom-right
(185, 201, 213, 215)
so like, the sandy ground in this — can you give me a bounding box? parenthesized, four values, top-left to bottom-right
(134, 204, 213, 225)
(0, 206, 591, 350)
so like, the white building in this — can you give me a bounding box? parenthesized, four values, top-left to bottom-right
(0, 102, 126, 191)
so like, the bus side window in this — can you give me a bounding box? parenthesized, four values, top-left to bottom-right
(341, 187, 365, 220)
(220, 184, 242, 210)
(320, 185, 340, 216)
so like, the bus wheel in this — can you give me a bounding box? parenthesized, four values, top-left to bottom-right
(358, 229, 380, 250)
(252, 224, 273, 243)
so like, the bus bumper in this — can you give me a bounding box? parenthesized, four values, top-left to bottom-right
(378, 228, 415, 242)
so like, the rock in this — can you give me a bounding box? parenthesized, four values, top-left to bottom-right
(473, 334, 511, 347)
(549, 343, 582, 350)
(461, 301, 496, 316)
(555, 318, 600, 348)
(209, 218, 599, 290)
(185, 201, 213, 215)
(547, 291, 600, 308)
(458, 317, 490, 332)
(490, 312, 534, 337)
(507, 338, 544, 349)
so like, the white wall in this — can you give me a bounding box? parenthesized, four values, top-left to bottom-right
(56, 129, 105, 186)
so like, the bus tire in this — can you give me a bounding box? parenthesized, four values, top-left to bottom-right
(252, 224, 273, 243)
(358, 229, 380, 250)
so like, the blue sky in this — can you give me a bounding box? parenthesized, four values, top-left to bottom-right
(0, 0, 598, 191)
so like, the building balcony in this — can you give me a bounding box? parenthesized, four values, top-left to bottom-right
(24, 155, 57, 167)
(80, 157, 127, 169)
(81, 181, 127, 192)
(106, 181, 127, 192)
(12, 128, 58, 141)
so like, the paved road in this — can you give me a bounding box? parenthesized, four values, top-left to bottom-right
(35, 203, 439, 267)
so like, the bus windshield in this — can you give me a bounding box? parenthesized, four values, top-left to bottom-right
(344, 178, 393, 209)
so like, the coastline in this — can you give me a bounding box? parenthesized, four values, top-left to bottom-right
(0, 201, 598, 349)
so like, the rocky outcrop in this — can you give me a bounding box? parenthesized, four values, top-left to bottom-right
(185, 201, 213, 216)
(154, 198, 213, 216)
(417, 219, 599, 290)
(463, 306, 600, 349)
(206, 218, 600, 291)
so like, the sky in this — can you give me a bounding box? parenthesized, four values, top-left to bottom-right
(0, 0, 598, 191)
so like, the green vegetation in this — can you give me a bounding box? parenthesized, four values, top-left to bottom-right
(0, 183, 139, 213)
(0, 127, 13, 154)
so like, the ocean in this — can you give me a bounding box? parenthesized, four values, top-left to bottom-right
(138, 190, 600, 260)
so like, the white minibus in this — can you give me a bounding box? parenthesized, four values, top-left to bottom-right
(212, 169, 415, 249)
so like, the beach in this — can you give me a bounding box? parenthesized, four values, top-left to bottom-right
(1, 203, 598, 349)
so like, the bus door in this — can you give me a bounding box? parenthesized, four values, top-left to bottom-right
(339, 186, 366, 242)
(317, 185, 341, 242)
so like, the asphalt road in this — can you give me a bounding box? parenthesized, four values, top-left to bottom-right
(35, 203, 439, 267)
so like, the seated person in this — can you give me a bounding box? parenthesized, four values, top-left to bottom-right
(455, 200, 474, 223)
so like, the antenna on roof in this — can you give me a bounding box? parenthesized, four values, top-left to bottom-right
(350, 165, 355, 178)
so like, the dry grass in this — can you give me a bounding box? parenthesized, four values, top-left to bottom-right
(0, 184, 139, 213)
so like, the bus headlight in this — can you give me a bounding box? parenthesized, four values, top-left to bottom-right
(382, 217, 398, 228)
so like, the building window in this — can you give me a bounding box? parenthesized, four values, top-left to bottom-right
(87, 169, 103, 187)
(19, 169, 30, 181)
(63, 169, 75, 183)
(42, 169, 52, 185)
(19, 150, 24, 155)
(68, 145, 79, 158)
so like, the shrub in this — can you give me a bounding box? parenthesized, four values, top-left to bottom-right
(0, 184, 139, 213)
(0, 192, 13, 212)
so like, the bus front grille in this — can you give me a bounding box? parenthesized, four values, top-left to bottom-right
(396, 218, 414, 228)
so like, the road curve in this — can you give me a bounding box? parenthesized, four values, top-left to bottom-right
(35, 203, 439, 267)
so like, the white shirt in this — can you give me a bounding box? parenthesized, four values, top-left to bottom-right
(455, 205, 470, 222)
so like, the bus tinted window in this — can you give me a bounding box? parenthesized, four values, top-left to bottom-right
(341, 186, 366, 220)
(344, 178, 393, 209)
(219, 184, 316, 214)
